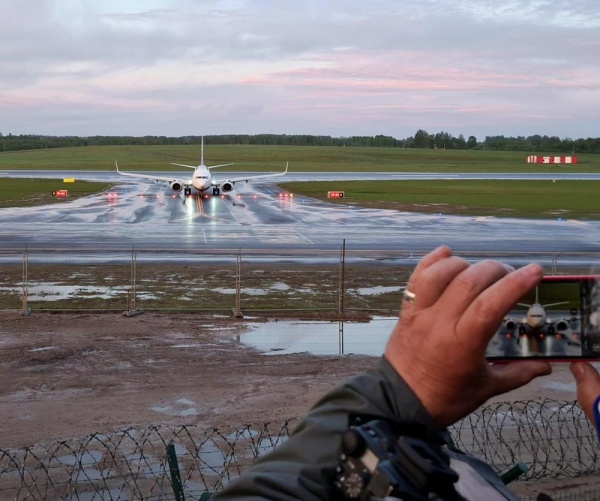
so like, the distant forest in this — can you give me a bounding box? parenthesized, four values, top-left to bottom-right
(1, 131, 599, 153)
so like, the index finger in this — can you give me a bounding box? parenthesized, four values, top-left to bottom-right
(455, 263, 543, 351)
(402, 246, 453, 308)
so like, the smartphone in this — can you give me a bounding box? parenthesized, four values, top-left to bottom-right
(486, 275, 600, 361)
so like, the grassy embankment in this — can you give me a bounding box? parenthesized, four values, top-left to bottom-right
(1, 145, 599, 218)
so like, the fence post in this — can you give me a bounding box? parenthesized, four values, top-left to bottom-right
(338, 320, 344, 355)
(500, 463, 528, 484)
(21, 248, 30, 316)
(131, 247, 137, 311)
(166, 443, 185, 501)
(338, 239, 345, 316)
(123, 248, 143, 317)
(232, 249, 243, 318)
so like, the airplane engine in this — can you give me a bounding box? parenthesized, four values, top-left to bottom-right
(504, 319, 517, 331)
(170, 181, 183, 192)
(554, 319, 570, 332)
(221, 181, 234, 193)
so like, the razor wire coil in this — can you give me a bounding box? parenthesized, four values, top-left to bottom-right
(0, 400, 599, 500)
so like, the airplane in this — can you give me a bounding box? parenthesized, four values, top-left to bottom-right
(502, 287, 577, 337)
(115, 137, 288, 198)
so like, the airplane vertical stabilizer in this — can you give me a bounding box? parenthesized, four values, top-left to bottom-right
(200, 136, 204, 166)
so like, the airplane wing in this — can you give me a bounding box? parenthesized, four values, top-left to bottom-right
(207, 163, 235, 170)
(170, 162, 234, 169)
(171, 163, 199, 169)
(213, 162, 289, 187)
(115, 161, 191, 186)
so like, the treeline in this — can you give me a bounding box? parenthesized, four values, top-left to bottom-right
(1, 132, 599, 153)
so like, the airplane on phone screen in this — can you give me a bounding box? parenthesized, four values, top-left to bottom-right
(115, 137, 288, 197)
(503, 287, 574, 335)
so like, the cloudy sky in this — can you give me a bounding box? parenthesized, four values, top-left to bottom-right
(1, 0, 599, 140)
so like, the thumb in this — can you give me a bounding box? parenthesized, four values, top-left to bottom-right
(489, 361, 552, 395)
(570, 362, 600, 424)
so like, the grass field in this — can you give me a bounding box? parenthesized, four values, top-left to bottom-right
(1, 144, 600, 172)
(281, 179, 600, 219)
(0, 178, 113, 208)
(1, 145, 599, 217)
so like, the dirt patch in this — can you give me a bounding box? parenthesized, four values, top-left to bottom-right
(0, 310, 375, 448)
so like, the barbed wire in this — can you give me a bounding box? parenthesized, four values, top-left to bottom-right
(450, 398, 599, 480)
(0, 399, 599, 500)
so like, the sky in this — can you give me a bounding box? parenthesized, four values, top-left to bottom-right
(1, 0, 599, 140)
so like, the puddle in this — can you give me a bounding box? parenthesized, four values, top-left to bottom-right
(0, 283, 158, 301)
(149, 397, 201, 417)
(29, 346, 58, 352)
(237, 317, 397, 356)
(348, 286, 404, 296)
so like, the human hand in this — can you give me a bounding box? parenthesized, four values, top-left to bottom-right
(384, 246, 552, 428)
(570, 362, 600, 425)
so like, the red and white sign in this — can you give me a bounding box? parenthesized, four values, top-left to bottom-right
(526, 156, 577, 164)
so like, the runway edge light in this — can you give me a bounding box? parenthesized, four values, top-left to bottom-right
(328, 191, 345, 199)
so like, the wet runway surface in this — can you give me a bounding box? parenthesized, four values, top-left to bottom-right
(1, 170, 600, 263)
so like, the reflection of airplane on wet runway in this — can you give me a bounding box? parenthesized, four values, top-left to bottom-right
(115, 137, 288, 197)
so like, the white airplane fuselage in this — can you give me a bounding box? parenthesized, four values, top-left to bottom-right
(191, 165, 213, 193)
(525, 303, 547, 329)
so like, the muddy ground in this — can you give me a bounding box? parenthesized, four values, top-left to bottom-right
(0, 310, 597, 498)
(0, 310, 378, 449)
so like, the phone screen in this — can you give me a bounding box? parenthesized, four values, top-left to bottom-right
(486, 275, 600, 361)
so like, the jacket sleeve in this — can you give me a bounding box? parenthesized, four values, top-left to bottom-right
(211, 356, 439, 501)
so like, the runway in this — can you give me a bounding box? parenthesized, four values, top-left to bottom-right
(1, 170, 600, 264)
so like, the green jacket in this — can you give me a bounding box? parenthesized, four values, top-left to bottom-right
(212, 356, 521, 500)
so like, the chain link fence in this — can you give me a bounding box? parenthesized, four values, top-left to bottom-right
(0, 399, 598, 500)
(2, 248, 600, 316)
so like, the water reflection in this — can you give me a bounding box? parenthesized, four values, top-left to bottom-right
(238, 317, 397, 356)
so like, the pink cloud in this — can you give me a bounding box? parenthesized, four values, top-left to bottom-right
(240, 48, 600, 100)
